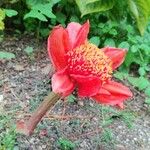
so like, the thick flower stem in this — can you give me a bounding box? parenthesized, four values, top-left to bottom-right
(17, 92, 60, 136)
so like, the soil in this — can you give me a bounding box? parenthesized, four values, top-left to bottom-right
(0, 36, 150, 150)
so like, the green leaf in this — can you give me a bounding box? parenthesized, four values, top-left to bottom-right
(32, 4, 56, 19)
(4, 9, 18, 17)
(118, 41, 130, 49)
(127, 76, 139, 87)
(109, 28, 118, 36)
(0, 9, 5, 20)
(57, 138, 76, 149)
(56, 12, 66, 24)
(145, 98, 150, 105)
(0, 51, 15, 60)
(128, 0, 150, 35)
(67, 94, 76, 103)
(75, 0, 115, 17)
(128, 76, 149, 90)
(24, 46, 33, 55)
(131, 45, 138, 53)
(39, 28, 50, 37)
(113, 72, 127, 80)
(145, 87, 150, 97)
(138, 67, 146, 76)
(70, 15, 79, 22)
(137, 77, 149, 90)
(89, 36, 100, 46)
(124, 51, 135, 67)
(104, 38, 115, 47)
(26, 0, 46, 7)
(24, 10, 48, 21)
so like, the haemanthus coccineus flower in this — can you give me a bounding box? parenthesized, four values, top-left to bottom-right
(48, 21, 132, 108)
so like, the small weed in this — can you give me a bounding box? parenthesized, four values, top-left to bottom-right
(0, 114, 17, 150)
(67, 94, 76, 103)
(101, 128, 113, 143)
(57, 138, 76, 150)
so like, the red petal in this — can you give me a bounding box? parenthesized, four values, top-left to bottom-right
(52, 68, 75, 97)
(47, 25, 70, 71)
(70, 74, 101, 97)
(92, 80, 132, 108)
(103, 80, 133, 97)
(66, 22, 81, 49)
(73, 20, 90, 49)
(102, 47, 127, 70)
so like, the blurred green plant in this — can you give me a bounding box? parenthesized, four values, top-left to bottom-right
(0, 51, 15, 60)
(0, 8, 17, 31)
(114, 71, 150, 104)
(75, 0, 150, 35)
(57, 138, 76, 150)
(0, 114, 17, 150)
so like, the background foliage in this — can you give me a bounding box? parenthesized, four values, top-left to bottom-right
(0, 0, 150, 101)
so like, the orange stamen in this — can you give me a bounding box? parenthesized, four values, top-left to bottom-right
(67, 42, 112, 82)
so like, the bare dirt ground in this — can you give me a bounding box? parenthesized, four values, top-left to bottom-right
(0, 37, 150, 150)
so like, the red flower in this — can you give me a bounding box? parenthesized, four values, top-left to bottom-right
(47, 21, 132, 108)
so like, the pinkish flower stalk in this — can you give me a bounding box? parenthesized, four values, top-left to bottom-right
(17, 92, 60, 136)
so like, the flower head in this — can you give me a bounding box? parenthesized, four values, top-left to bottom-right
(47, 21, 132, 108)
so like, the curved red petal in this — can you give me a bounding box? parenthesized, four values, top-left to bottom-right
(70, 74, 101, 97)
(47, 25, 70, 71)
(102, 47, 127, 70)
(66, 22, 81, 49)
(93, 94, 128, 108)
(73, 20, 90, 49)
(52, 68, 75, 97)
(92, 80, 132, 108)
(103, 80, 133, 97)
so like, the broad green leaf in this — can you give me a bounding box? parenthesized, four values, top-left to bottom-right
(24, 10, 48, 21)
(75, 0, 115, 17)
(32, 4, 56, 19)
(89, 36, 100, 46)
(128, 0, 150, 35)
(0, 51, 15, 60)
(4, 9, 18, 17)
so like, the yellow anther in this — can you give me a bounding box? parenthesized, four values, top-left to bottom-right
(67, 42, 112, 82)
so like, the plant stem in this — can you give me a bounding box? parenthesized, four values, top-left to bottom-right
(17, 92, 60, 136)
